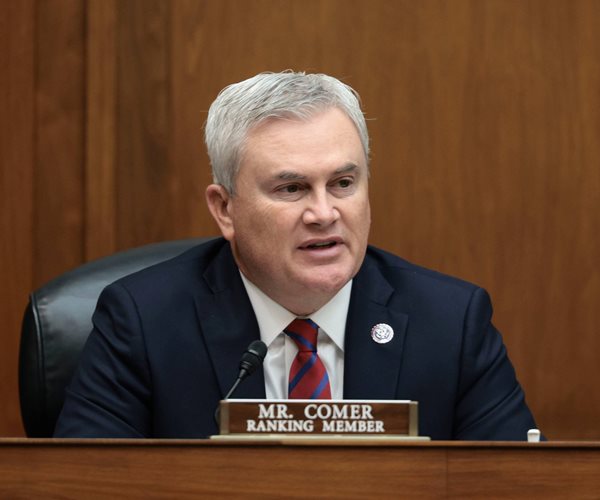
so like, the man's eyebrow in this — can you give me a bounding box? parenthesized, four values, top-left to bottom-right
(276, 171, 306, 180)
(334, 163, 358, 174)
(274, 163, 359, 181)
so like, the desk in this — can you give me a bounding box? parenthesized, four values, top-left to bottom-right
(1, 439, 599, 498)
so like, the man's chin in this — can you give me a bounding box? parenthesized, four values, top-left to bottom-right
(296, 273, 351, 296)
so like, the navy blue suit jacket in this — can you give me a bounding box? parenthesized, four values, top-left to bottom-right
(55, 238, 537, 439)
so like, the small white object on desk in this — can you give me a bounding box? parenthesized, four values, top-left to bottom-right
(527, 428, 541, 443)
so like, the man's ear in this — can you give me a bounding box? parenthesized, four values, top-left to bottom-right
(205, 184, 234, 240)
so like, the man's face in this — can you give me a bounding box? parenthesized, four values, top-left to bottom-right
(207, 107, 371, 315)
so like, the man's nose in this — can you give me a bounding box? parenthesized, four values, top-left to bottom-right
(302, 190, 340, 226)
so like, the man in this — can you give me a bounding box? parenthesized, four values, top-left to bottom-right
(55, 71, 538, 439)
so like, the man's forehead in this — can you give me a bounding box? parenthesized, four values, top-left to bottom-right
(235, 107, 367, 187)
(245, 110, 362, 152)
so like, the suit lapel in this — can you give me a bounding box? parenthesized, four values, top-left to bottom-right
(344, 253, 409, 399)
(193, 243, 266, 399)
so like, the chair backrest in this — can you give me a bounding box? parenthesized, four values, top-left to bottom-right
(19, 238, 210, 437)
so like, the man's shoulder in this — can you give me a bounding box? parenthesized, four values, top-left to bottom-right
(110, 237, 231, 295)
(363, 245, 481, 296)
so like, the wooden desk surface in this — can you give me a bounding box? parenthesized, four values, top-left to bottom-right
(1, 439, 599, 498)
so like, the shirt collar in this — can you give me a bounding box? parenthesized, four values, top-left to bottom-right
(240, 272, 351, 352)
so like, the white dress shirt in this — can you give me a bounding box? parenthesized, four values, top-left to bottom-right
(240, 272, 351, 399)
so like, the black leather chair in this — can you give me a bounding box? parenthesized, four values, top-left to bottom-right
(19, 238, 210, 437)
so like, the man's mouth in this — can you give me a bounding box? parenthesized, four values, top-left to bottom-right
(300, 240, 339, 250)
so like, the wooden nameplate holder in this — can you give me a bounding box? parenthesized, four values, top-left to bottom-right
(213, 399, 426, 441)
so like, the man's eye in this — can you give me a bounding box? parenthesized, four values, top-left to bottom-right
(274, 183, 305, 199)
(333, 177, 353, 189)
(328, 177, 356, 197)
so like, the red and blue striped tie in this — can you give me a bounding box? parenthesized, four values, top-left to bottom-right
(285, 318, 332, 399)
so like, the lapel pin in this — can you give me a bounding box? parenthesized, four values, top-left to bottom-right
(371, 323, 394, 344)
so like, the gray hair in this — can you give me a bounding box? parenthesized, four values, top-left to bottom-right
(205, 71, 369, 193)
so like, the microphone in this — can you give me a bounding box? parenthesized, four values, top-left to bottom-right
(214, 340, 267, 428)
(224, 340, 268, 400)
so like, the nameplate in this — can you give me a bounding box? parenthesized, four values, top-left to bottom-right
(218, 399, 419, 436)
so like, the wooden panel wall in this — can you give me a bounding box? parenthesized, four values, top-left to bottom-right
(1, 0, 598, 439)
(0, 0, 35, 436)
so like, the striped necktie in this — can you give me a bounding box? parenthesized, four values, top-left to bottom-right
(285, 318, 332, 399)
